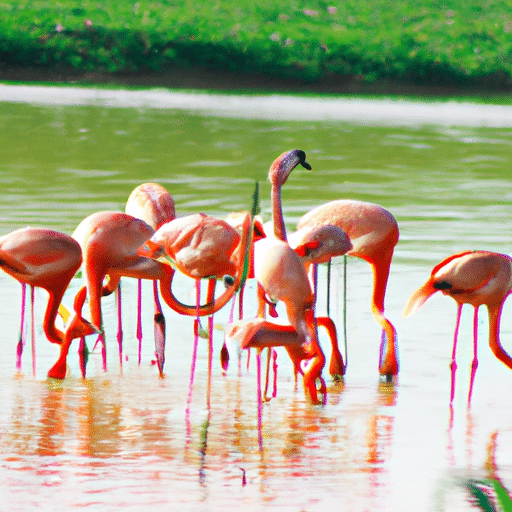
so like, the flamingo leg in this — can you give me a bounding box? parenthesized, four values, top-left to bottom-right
(206, 278, 216, 411)
(30, 286, 36, 377)
(272, 349, 278, 398)
(187, 279, 201, 409)
(342, 255, 348, 369)
(136, 279, 143, 366)
(263, 348, 272, 401)
(116, 283, 123, 373)
(468, 306, 479, 406)
(450, 303, 463, 405)
(153, 279, 166, 377)
(256, 348, 263, 451)
(16, 283, 27, 371)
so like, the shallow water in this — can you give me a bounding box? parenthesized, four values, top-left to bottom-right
(0, 87, 512, 511)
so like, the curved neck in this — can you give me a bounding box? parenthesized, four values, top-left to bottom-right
(487, 302, 512, 368)
(42, 287, 66, 344)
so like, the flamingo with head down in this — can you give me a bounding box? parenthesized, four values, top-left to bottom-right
(0, 227, 97, 376)
(137, 210, 253, 406)
(125, 182, 176, 373)
(403, 250, 512, 404)
(295, 198, 399, 379)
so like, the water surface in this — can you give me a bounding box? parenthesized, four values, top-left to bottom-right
(0, 88, 512, 511)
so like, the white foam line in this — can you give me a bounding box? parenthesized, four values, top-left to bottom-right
(2, 83, 512, 127)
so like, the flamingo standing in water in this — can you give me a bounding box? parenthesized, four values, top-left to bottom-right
(125, 182, 176, 373)
(403, 250, 512, 404)
(295, 199, 399, 378)
(226, 149, 352, 405)
(0, 227, 96, 376)
(72, 211, 172, 376)
(137, 210, 252, 406)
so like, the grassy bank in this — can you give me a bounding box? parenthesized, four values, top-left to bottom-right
(1, 1, 512, 95)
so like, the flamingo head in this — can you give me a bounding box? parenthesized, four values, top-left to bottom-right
(292, 224, 352, 264)
(268, 149, 311, 188)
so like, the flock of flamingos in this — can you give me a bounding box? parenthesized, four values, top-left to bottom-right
(1, 149, 512, 407)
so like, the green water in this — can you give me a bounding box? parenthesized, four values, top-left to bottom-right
(0, 91, 512, 512)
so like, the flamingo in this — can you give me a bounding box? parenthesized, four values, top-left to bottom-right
(72, 211, 175, 376)
(295, 199, 399, 378)
(267, 149, 353, 379)
(225, 149, 350, 405)
(403, 250, 512, 405)
(137, 210, 252, 407)
(0, 227, 96, 375)
(125, 182, 176, 373)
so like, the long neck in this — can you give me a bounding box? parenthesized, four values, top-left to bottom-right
(487, 301, 512, 368)
(271, 183, 287, 242)
(42, 290, 65, 344)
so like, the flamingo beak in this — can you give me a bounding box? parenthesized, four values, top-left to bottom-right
(151, 253, 177, 269)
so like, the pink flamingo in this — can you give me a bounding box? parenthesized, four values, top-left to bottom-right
(0, 227, 96, 376)
(125, 182, 176, 373)
(226, 150, 351, 406)
(137, 211, 253, 406)
(296, 199, 399, 378)
(403, 250, 512, 404)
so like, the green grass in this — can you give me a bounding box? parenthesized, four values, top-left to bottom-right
(1, 1, 512, 93)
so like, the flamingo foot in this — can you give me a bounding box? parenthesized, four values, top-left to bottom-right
(47, 363, 67, 380)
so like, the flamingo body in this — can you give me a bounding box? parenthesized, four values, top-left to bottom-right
(139, 213, 244, 280)
(73, 211, 171, 338)
(296, 199, 399, 376)
(404, 251, 512, 315)
(403, 250, 512, 403)
(297, 200, 398, 258)
(126, 182, 176, 375)
(0, 227, 86, 345)
(125, 182, 176, 230)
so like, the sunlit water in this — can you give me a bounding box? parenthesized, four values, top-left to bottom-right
(0, 86, 512, 511)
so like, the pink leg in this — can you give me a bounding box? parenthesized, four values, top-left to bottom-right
(92, 333, 107, 371)
(450, 303, 463, 405)
(256, 349, 263, 451)
(137, 279, 143, 366)
(207, 315, 213, 410)
(30, 286, 36, 377)
(205, 279, 216, 410)
(187, 280, 201, 409)
(116, 284, 123, 373)
(468, 307, 479, 406)
(16, 283, 27, 371)
(272, 349, 278, 398)
(153, 280, 166, 377)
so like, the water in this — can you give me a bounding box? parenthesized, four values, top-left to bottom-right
(0, 86, 512, 511)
